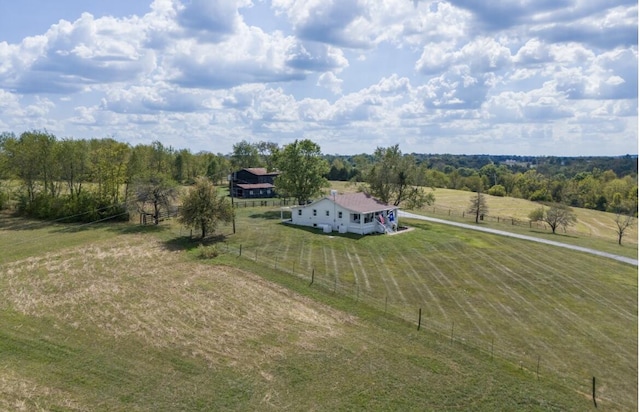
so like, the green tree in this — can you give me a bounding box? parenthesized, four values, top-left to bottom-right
(255, 141, 279, 171)
(528, 203, 577, 234)
(89, 139, 130, 204)
(273, 139, 329, 205)
(364, 145, 434, 208)
(179, 177, 234, 239)
(231, 140, 261, 170)
(468, 191, 488, 223)
(202, 152, 230, 184)
(4, 131, 58, 203)
(58, 138, 90, 198)
(487, 184, 506, 197)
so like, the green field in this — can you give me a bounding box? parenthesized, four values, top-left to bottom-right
(0, 199, 637, 410)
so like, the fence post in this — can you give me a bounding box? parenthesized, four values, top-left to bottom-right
(592, 377, 597, 407)
(239, 244, 242, 257)
(309, 268, 314, 286)
(417, 307, 422, 331)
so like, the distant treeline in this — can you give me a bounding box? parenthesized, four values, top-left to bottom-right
(325, 153, 638, 214)
(0, 131, 637, 221)
(326, 153, 638, 180)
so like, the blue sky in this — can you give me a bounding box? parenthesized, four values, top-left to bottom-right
(0, 0, 637, 156)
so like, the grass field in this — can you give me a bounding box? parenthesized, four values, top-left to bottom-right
(327, 182, 638, 259)
(0, 196, 637, 410)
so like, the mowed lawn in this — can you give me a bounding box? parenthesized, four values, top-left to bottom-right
(328, 183, 638, 259)
(1, 215, 593, 411)
(228, 206, 638, 410)
(0, 205, 637, 410)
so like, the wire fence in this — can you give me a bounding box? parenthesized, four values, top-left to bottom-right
(207, 240, 625, 410)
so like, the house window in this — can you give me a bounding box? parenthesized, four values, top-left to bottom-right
(297, 209, 302, 216)
(249, 190, 254, 195)
(338, 211, 342, 219)
(351, 213, 360, 223)
(313, 209, 317, 216)
(325, 210, 330, 216)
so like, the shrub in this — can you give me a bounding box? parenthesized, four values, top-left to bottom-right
(197, 244, 219, 259)
(487, 184, 506, 197)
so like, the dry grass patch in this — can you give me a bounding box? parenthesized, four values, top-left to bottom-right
(0, 235, 356, 371)
(0, 369, 85, 412)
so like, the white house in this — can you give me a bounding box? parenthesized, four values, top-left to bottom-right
(287, 191, 399, 235)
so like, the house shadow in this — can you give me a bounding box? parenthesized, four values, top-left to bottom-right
(248, 210, 282, 220)
(280, 221, 366, 240)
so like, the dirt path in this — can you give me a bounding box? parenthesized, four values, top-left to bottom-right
(399, 212, 638, 266)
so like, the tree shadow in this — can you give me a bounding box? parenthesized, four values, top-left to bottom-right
(162, 233, 227, 252)
(526, 229, 579, 239)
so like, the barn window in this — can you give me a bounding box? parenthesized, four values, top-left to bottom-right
(297, 209, 302, 216)
(313, 209, 317, 216)
(325, 210, 330, 216)
(338, 211, 343, 219)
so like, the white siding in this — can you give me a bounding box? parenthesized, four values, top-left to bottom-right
(290, 197, 399, 235)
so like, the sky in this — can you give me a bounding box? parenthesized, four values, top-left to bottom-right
(0, 0, 637, 156)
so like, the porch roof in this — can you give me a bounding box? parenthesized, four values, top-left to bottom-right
(236, 183, 274, 189)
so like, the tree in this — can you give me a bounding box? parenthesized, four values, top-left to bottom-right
(3, 130, 58, 203)
(231, 140, 261, 170)
(614, 213, 634, 246)
(57, 138, 90, 198)
(468, 192, 488, 223)
(528, 203, 577, 234)
(89, 138, 130, 204)
(133, 175, 178, 224)
(255, 141, 279, 171)
(179, 177, 234, 239)
(364, 145, 434, 208)
(273, 139, 329, 205)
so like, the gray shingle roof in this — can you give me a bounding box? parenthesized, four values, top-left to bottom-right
(330, 192, 394, 213)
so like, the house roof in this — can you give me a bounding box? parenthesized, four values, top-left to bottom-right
(332, 192, 395, 213)
(243, 167, 279, 176)
(236, 183, 274, 189)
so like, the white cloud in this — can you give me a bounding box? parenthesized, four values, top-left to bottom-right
(0, 0, 636, 156)
(317, 72, 343, 94)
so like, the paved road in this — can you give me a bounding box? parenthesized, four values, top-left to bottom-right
(399, 211, 638, 266)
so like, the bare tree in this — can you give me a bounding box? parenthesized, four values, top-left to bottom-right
(614, 213, 635, 246)
(528, 203, 577, 234)
(468, 191, 488, 223)
(132, 176, 178, 224)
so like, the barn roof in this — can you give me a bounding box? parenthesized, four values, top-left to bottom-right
(243, 167, 279, 176)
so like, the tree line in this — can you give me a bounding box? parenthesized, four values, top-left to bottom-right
(325, 153, 638, 215)
(0, 131, 636, 238)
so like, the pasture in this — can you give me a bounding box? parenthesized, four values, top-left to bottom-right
(226, 205, 638, 410)
(327, 183, 638, 258)
(0, 202, 636, 410)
